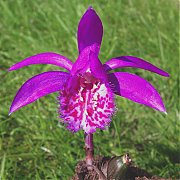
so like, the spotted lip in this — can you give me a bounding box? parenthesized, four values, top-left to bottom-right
(59, 72, 115, 134)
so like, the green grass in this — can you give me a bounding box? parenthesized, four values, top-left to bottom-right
(0, 0, 179, 179)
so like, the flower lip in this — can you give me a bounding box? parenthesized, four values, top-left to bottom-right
(59, 71, 115, 133)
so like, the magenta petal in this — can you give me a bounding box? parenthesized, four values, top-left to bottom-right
(104, 56, 169, 77)
(89, 51, 107, 82)
(71, 45, 92, 75)
(9, 52, 73, 72)
(77, 7, 103, 55)
(71, 47, 90, 75)
(108, 72, 166, 112)
(9, 71, 70, 114)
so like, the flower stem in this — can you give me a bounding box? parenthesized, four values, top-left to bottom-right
(84, 133, 94, 168)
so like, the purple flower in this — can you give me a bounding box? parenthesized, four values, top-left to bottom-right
(9, 7, 169, 134)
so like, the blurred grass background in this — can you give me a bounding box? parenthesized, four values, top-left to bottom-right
(0, 0, 179, 179)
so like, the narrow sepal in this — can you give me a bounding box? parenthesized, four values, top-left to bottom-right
(77, 7, 103, 55)
(9, 52, 73, 72)
(104, 56, 169, 77)
(108, 72, 166, 112)
(9, 71, 70, 114)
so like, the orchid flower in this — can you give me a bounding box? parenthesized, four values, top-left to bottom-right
(9, 7, 169, 135)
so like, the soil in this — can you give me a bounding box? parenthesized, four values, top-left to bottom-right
(71, 155, 170, 180)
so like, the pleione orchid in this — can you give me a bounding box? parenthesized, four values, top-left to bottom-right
(9, 7, 169, 168)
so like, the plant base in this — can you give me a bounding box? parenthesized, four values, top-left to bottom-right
(71, 155, 166, 180)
